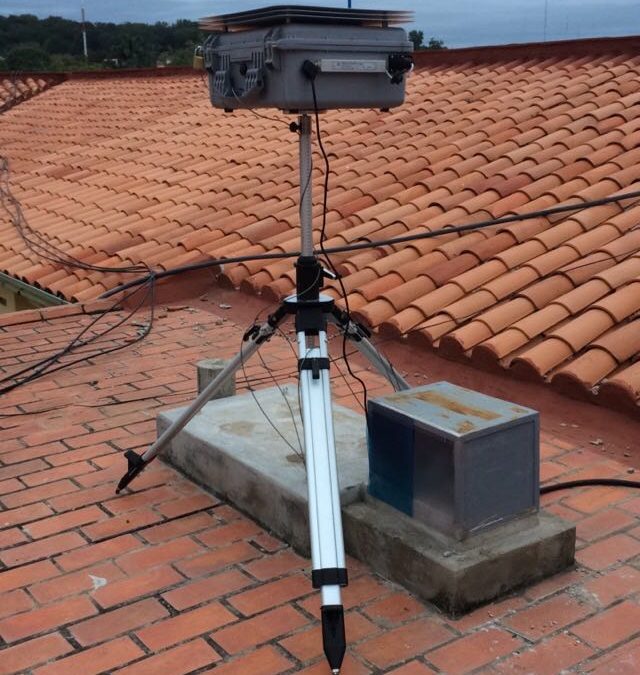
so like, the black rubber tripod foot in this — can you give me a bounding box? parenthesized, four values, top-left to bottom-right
(115, 450, 147, 494)
(321, 605, 346, 674)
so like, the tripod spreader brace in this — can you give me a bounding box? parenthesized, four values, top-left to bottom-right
(115, 297, 409, 496)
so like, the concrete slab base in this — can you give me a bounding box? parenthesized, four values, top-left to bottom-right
(344, 497, 575, 615)
(158, 384, 368, 554)
(158, 386, 576, 615)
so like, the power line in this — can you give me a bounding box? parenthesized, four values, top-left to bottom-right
(100, 186, 640, 299)
(2, 148, 639, 402)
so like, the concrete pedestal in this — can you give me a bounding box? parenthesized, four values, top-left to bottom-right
(157, 386, 576, 615)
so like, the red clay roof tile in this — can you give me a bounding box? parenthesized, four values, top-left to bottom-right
(591, 319, 640, 363)
(551, 349, 618, 397)
(592, 280, 640, 321)
(511, 304, 571, 340)
(472, 327, 530, 365)
(599, 361, 640, 410)
(549, 307, 617, 351)
(2, 49, 640, 411)
(483, 267, 540, 299)
(511, 336, 574, 379)
(439, 321, 494, 358)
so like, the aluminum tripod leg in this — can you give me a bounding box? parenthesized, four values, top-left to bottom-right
(297, 327, 347, 673)
(115, 320, 276, 493)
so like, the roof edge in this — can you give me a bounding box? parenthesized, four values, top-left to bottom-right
(0, 73, 66, 112)
(2, 66, 198, 82)
(414, 34, 640, 67)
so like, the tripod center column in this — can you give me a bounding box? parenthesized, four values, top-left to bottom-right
(299, 113, 314, 258)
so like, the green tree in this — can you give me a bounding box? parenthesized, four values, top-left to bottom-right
(114, 29, 154, 68)
(408, 30, 424, 50)
(426, 37, 447, 50)
(0, 14, 205, 71)
(408, 31, 447, 51)
(5, 43, 51, 70)
(49, 53, 102, 71)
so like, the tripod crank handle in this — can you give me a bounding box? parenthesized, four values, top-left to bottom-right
(115, 450, 149, 494)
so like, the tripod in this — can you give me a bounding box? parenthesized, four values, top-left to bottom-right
(116, 114, 409, 674)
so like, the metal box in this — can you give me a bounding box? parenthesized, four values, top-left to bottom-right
(367, 382, 540, 541)
(202, 6, 413, 112)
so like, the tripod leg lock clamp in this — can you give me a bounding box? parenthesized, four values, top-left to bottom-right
(346, 323, 370, 342)
(331, 307, 371, 341)
(312, 567, 348, 588)
(243, 325, 260, 341)
(298, 357, 330, 379)
(244, 321, 277, 345)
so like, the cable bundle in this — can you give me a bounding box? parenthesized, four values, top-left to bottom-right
(0, 155, 156, 396)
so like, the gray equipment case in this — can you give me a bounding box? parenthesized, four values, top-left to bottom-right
(203, 22, 412, 112)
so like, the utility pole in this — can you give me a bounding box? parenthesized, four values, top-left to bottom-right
(81, 7, 88, 63)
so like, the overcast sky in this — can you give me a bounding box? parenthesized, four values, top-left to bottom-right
(2, 0, 639, 47)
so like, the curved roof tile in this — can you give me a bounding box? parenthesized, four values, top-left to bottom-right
(2, 46, 640, 413)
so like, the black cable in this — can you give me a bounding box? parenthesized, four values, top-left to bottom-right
(0, 287, 153, 395)
(239, 314, 303, 459)
(242, 304, 304, 458)
(330, 348, 367, 413)
(309, 79, 335, 273)
(540, 478, 640, 494)
(0, 275, 156, 396)
(0, 156, 159, 397)
(273, 326, 307, 454)
(99, 239, 640, 372)
(233, 265, 328, 459)
(231, 87, 291, 128)
(100, 186, 640, 299)
(1, 157, 147, 276)
(310, 77, 370, 413)
(96, 244, 640, 356)
(0, 278, 145, 387)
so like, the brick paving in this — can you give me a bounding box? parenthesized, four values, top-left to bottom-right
(0, 303, 639, 674)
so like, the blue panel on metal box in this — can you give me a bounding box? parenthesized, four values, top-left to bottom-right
(367, 408, 414, 516)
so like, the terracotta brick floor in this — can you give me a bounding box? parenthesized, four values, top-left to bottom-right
(1, 303, 639, 674)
